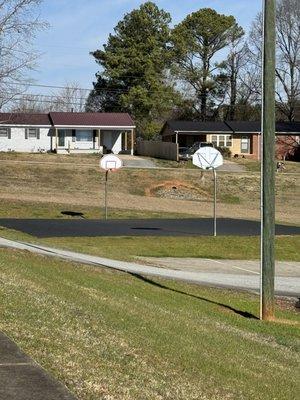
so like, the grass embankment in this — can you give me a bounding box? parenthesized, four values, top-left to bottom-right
(0, 198, 192, 219)
(40, 235, 300, 261)
(1, 226, 299, 262)
(0, 153, 299, 223)
(0, 248, 299, 400)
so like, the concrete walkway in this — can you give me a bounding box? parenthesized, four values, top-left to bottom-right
(218, 160, 245, 172)
(0, 237, 299, 296)
(137, 257, 300, 277)
(0, 332, 76, 400)
(118, 155, 157, 168)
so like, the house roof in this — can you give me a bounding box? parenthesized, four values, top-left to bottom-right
(0, 113, 51, 126)
(0, 112, 135, 128)
(275, 121, 300, 133)
(227, 121, 300, 133)
(162, 120, 300, 135)
(49, 112, 135, 127)
(225, 121, 261, 133)
(165, 120, 231, 133)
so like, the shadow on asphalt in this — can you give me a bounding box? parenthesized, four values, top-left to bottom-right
(131, 227, 161, 231)
(129, 272, 258, 320)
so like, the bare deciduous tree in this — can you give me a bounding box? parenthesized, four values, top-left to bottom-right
(10, 93, 47, 112)
(220, 25, 248, 120)
(0, 0, 47, 110)
(247, 0, 300, 121)
(50, 82, 87, 112)
(10, 82, 88, 112)
(276, 0, 300, 121)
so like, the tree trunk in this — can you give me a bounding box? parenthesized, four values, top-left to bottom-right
(228, 52, 238, 121)
(200, 90, 207, 121)
(229, 75, 237, 120)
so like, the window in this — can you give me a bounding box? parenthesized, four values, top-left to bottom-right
(211, 134, 232, 147)
(76, 130, 93, 142)
(241, 136, 250, 153)
(28, 128, 38, 138)
(0, 127, 9, 138)
(25, 128, 40, 139)
(211, 135, 218, 146)
(219, 135, 225, 147)
(226, 135, 232, 147)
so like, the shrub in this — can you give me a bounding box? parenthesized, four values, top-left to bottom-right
(216, 146, 232, 158)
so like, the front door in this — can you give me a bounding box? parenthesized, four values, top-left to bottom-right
(58, 130, 65, 147)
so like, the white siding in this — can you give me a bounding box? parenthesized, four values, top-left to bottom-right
(0, 127, 122, 153)
(0, 127, 52, 152)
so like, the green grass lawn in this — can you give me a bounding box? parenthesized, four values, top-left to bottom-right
(40, 235, 300, 262)
(0, 248, 299, 400)
(0, 198, 192, 219)
(1, 226, 299, 261)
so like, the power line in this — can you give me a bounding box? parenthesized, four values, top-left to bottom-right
(1, 82, 132, 94)
(1, 92, 88, 100)
(1, 83, 300, 111)
(3, 89, 294, 105)
(4, 78, 297, 102)
(1, 81, 93, 92)
(1, 75, 170, 91)
(4, 101, 300, 115)
(3, 97, 85, 107)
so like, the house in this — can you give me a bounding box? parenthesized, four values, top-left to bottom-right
(0, 112, 135, 154)
(160, 120, 300, 160)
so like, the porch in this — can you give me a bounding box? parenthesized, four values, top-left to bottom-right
(52, 128, 134, 155)
(165, 131, 257, 159)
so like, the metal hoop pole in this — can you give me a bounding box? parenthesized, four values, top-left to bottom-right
(213, 168, 217, 236)
(104, 170, 108, 220)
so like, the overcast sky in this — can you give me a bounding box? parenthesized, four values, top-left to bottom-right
(30, 0, 262, 92)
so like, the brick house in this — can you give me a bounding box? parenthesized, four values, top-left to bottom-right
(160, 120, 300, 160)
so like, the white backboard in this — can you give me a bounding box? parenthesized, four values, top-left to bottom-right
(100, 155, 123, 171)
(192, 147, 223, 170)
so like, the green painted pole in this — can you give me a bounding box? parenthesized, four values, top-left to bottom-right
(260, 0, 276, 321)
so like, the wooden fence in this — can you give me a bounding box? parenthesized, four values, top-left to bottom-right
(136, 141, 178, 161)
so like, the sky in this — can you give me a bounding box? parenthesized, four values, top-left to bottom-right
(30, 0, 263, 94)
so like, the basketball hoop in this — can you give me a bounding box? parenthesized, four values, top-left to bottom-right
(100, 155, 123, 171)
(192, 147, 223, 236)
(99, 155, 123, 220)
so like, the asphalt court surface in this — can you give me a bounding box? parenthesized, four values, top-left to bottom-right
(0, 218, 299, 237)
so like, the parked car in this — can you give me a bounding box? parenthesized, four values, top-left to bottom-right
(189, 141, 214, 154)
(178, 147, 193, 161)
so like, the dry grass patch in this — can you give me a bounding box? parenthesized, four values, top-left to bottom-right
(0, 153, 299, 223)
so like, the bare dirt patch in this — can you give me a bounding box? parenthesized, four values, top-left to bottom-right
(146, 180, 210, 201)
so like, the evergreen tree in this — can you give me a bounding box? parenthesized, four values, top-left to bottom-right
(171, 8, 241, 120)
(88, 2, 180, 138)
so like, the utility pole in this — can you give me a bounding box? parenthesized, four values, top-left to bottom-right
(260, 0, 276, 321)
